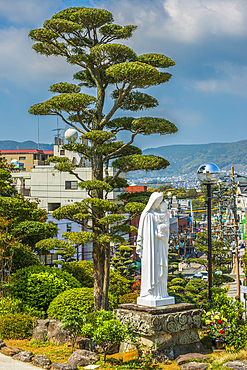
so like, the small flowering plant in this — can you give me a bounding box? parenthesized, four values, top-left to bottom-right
(132, 280, 141, 292)
(204, 310, 230, 338)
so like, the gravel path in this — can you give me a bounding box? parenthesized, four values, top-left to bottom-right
(0, 353, 37, 370)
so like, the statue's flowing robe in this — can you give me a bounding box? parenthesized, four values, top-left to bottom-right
(136, 193, 169, 298)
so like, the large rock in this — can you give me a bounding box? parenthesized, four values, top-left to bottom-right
(32, 325, 48, 342)
(181, 362, 208, 370)
(0, 347, 23, 356)
(67, 350, 100, 367)
(13, 351, 34, 362)
(51, 364, 78, 370)
(33, 354, 51, 368)
(175, 353, 210, 365)
(0, 339, 6, 349)
(223, 361, 247, 370)
(48, 320, 69, 345)
(67, 337, 96, 351)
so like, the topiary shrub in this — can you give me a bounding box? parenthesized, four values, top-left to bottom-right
(0, 314, 33, 339)
(119, 292, 138, 304)
(62, 261, 94, 288)
(0, 296, 22, 316)
(47, 288, 116, 320)
(185, 279, 207, 295)
(11, 265, 81, 312)
(170, 278, 185, 286)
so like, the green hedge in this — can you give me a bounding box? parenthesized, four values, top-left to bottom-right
(0, 314, 33, 339)
(0, 297, 22, 317)
(11, 265, 81, 312)
(62, 261, 94, 288)
(47, 287, 116, 321)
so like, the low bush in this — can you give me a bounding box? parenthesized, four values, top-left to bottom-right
(185, 278, 207, 295)
(11, 265, 81, 312)
(224, 323, 247, 351)
(47, 288, 116, 320)
(62, 261, 94, 288)
(119, 292, 138, 304)
(0, 313, 33, 339)
(0, 296, 22, 316)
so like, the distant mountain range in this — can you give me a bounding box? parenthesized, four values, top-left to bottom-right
(139, 139, 247, 177)
(0, 140, 53, 151)
(1, 139, 246, 177)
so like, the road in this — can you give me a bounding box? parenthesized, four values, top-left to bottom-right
(0, 353, 36, 370)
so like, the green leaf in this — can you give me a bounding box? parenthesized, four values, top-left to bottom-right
(106, 61, 172, 87)
(29, 93, 96, 115)
(99, 24, 137, 40)
(98, 214, 126, 225)
(137, 53, 175, 68)
(90, 44, 137, 67)
(49, 82, 81, 94)
(112, 154, 170, 172)
(111, 90, 158, 111)
(79, 180, 112, 192)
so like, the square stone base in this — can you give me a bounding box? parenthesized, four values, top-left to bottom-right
(137, 296, 175, 307)
(115, 303, 204, 360)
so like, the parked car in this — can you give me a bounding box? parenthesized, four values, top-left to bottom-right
(192, 273, 203, 279)
(201, 270, 208, 281)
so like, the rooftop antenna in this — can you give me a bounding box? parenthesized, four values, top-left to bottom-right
(38, 117, 40, 150)
(52, 117, 63, 147)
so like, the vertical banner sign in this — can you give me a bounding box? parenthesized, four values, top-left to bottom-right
(178, 262, 182, 271)
(243, 213, 246, 241)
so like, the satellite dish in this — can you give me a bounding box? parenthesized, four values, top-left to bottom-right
(64, 128, 78, 143)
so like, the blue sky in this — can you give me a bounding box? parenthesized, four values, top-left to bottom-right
(0, 0, 246, 150)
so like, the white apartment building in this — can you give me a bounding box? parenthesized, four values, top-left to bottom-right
(12, 143, 128, 262)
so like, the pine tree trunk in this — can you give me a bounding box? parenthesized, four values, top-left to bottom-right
(91, 143, 110, 311)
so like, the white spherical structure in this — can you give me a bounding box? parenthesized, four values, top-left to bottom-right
(64, 128, 78, 142)
(11, 159, 19, 164)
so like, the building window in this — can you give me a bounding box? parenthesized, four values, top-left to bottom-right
(67, 223, 72, 232)
(19, 156, 26, 160)
(60, 150, 65, 155)
(65, 181, 78, 190)
(48, 203, 61, 212)
(38, 254, 56, 266)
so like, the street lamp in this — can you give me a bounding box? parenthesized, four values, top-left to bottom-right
(197, 163, 220, 302)
(167, 191, 172, 209)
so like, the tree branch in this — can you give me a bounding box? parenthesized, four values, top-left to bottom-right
(100, 85, 132, 128)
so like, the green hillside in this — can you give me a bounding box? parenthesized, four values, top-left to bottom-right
(0, 140, 53, 150)
(141, 140, 247, 176)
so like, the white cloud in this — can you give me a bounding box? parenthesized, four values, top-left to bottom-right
(0, 27, 78, 89)
(194, 63, 247, 96)
(0, 0, 63, 26)
(94, 0, 247, 44)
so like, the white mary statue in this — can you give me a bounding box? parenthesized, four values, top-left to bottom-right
(136, 192, 175, 307)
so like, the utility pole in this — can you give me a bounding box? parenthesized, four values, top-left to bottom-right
(231, 166, 240, 300)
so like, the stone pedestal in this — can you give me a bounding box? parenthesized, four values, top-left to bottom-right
(115, 303, 204, 361)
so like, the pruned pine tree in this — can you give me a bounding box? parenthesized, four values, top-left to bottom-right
(190, 231, 234, 286)
(35, 239, 76, 265)
(28, 6, 178, 310)
(111, 244, 136, 282)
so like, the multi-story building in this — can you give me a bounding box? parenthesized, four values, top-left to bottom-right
(1, 149, 53, 172)
(11, 143, 128, 262)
